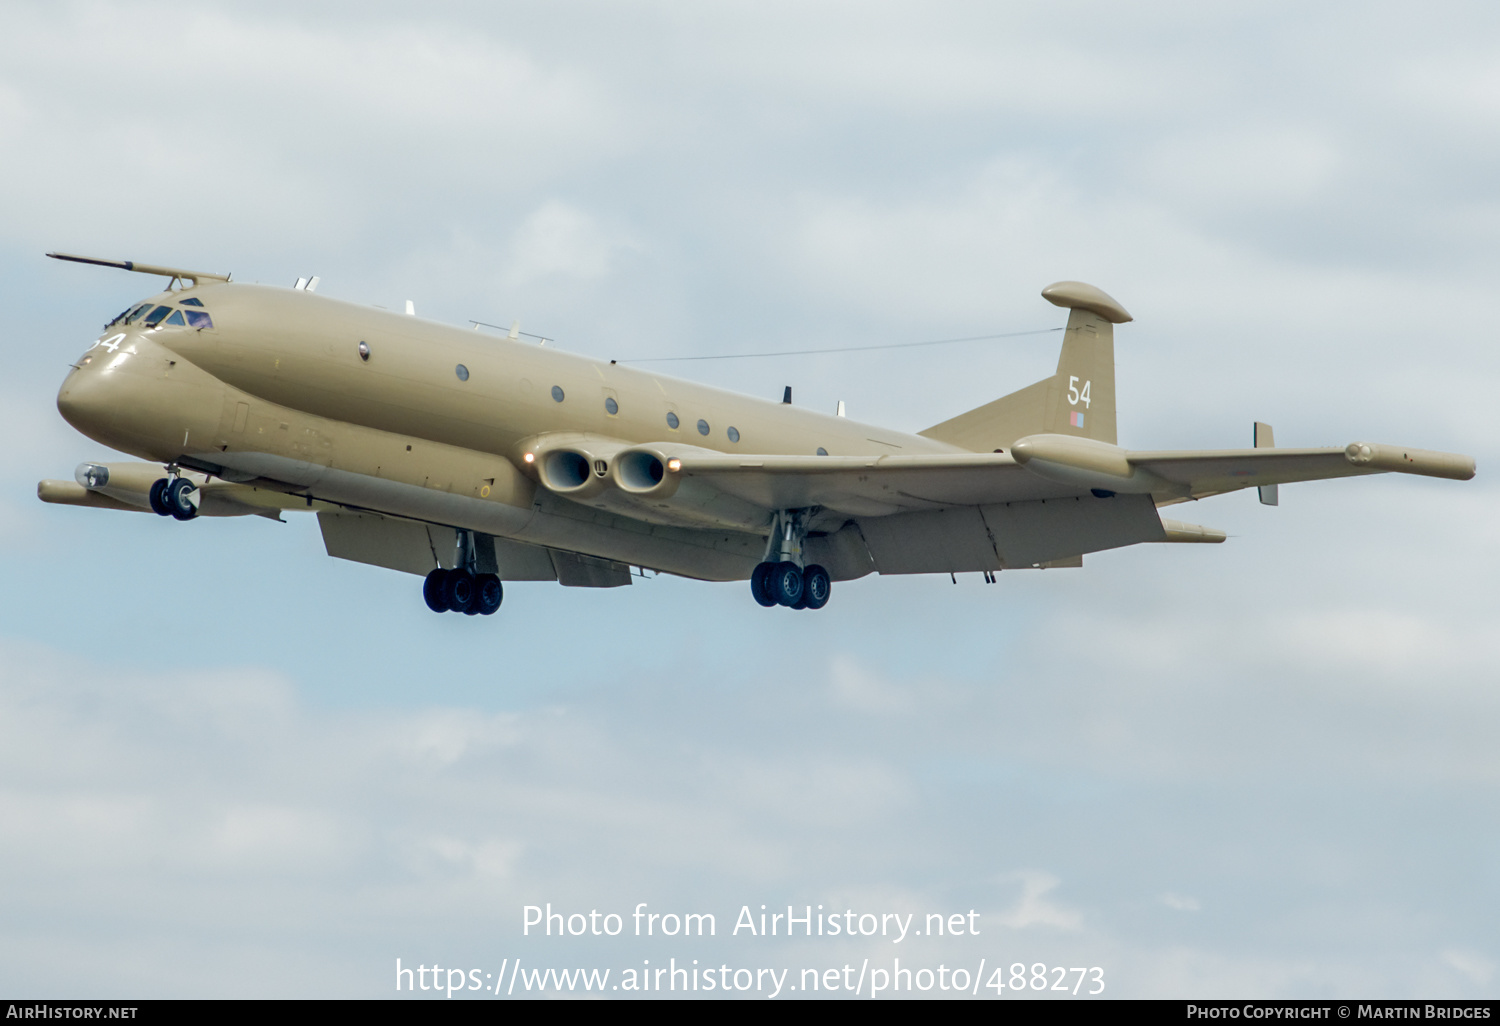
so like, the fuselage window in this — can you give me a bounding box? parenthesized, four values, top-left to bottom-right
(551, 386, 565, 402)
(727, 426, 740, 443)
(666, 412, 679, 430)
(184, 310, 213, 330)
(180, 297, 204, 307)
(163, 310, 187, 327)
(604, 397, 619, 415)
(142, 305, 172, 327)
(697, 419, 710, 436)
(455, 364, 470, 382)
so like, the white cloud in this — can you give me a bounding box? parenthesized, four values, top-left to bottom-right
(996, 873, 1082, 931)
(501, 201, 641, 290)
(1163, 893, 1202, 913)
(1442, 949, 1495, 986)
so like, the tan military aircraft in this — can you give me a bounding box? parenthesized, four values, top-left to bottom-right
(39, 252, 1475, 615)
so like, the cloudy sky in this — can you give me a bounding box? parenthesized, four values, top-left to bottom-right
(2, 0, 1497, 1000)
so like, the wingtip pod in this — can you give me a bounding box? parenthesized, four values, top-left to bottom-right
(1041, 281, 1133, 323)
(1345, 442, 1476, 481)
(1158, 518, 1226, 543)
(37, 479, 143, 512)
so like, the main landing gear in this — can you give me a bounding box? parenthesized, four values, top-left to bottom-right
(424, 529, 502, 616)
(750, 509, 831, 611)
(148, 472, 199, 521)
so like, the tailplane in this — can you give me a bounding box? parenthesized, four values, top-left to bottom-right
(920, 281, 1130, 451)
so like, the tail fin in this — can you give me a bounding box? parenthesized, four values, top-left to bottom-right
(919, 281, 1131, 451)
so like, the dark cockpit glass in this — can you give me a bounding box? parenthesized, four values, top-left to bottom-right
(142, 305, 172, 327)
(184, 310, 213, 329)
(114, 302, 150, 326)
(164, 310, 187, 327)
(180, 297, 204, 307)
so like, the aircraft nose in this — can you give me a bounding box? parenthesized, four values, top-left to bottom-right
(56, 367, 115, 440)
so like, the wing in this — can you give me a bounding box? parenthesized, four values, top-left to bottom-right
(662, 439, 1475, 516)
(1129, 441, 1476, 504)
(669, 452, 1072, 515)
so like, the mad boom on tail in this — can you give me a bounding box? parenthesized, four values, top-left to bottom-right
(40, 253, 1475, 615)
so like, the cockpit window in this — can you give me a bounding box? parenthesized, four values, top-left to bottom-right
(180, 297, 204, 307)
(184, 310, 213, 329)
(163, 310, 187, 327)
(121, 303, 153, 325)
(142, 305, 172, 327)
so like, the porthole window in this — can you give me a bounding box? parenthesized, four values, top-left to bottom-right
(666, 412, 679, 430)
(551, 385, 565, 402)
(455, 364, 469, 381)
(727, 426, 740, 443)
(816, 447, 828, 456)
(697, 419, 710, 436)
(357, 341, 370, 361)
(605, 397, 619, 415)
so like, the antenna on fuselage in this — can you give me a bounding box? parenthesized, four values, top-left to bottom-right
(782, 386, 792, 405)
(405, 300, 415, 316)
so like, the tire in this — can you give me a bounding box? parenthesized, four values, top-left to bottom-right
(423, 569, 450, 612)
(474, 574, 503, 615)
(442, 568, 476, 613)
(749, 561, 777, 607)
(165, 477, 198, 520)
(148, 478, 172, 516)
(772, 561, 803, 607)
(802, 564, 831, 610)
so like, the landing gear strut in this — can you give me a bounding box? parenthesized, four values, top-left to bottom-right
(148, 471, 198, 521)
(424, 529, 502, 616)
(750, 509, 831, 611)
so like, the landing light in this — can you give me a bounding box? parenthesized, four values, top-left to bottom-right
(523, 452, 534, 464)
(667, 458, 681, 473)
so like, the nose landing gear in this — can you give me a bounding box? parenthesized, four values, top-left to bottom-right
(423, 529, 502, 616)
(148, 473, 199, 520)
(750, 510, 832, 611)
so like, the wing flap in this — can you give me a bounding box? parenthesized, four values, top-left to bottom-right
(674, 452, 1084, 515)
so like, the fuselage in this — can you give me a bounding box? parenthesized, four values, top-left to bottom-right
(57, 281, 959, 580)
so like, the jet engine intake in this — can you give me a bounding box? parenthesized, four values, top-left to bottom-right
(610, 447, 682, 501)
(531, 438, 630, 500)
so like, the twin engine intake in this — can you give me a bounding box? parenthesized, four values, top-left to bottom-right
(532, 436, 691, 504)
(525, 435, 763, 531)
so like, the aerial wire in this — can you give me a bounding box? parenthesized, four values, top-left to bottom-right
(615, 326, 1063, 364)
